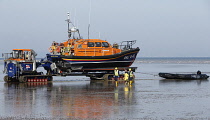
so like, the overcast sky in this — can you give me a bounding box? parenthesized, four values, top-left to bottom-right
(0, 0, 210, 58)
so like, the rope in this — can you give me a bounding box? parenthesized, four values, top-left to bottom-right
(135, 72, 159, 76)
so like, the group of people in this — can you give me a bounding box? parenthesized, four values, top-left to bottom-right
(114, 67, 134, 85)
(49, 41, 72, 55)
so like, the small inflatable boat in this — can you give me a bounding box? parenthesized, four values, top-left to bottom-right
(159, 72, 209, 80)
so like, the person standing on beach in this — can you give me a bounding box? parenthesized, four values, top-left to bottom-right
(114, 67, 119, 86)
(128, 68, 134, 84)
(124, 69, 129, 84)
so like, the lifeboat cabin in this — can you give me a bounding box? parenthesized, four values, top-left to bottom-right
(49, 39, 122, 56)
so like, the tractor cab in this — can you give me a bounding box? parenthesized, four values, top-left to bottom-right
(3, 49, 37, 61)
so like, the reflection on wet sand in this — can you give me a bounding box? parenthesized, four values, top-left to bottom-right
(3, 81, 135, 119)
(159, 79, 209, 86)
(3, 82, 53, 118)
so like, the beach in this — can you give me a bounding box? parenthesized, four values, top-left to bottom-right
(0, 58, 210, 119)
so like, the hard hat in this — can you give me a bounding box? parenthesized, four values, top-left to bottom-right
(129, 68, 131, 71)
(115, 67, 118, 69)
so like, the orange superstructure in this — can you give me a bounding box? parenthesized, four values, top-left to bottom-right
(49, 39, 121, 56)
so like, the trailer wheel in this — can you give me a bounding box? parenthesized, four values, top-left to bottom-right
(103, 74, 108, 81)
(89, 74, 104, 80)
(103, 74, 113, 81)
(90, 77, 103, 80)
(103, 74, 114, 80)
(90, 77, 96, 80)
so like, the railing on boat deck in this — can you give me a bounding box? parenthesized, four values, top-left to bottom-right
(119, 40, 136, 51)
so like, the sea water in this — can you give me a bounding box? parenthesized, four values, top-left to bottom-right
(0, 57, 209, 119)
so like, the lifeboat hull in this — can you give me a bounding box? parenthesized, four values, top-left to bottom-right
(46, 47, 140, 69)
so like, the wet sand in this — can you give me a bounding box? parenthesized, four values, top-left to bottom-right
(1, 58, 210, 119)
(0, 78, 209, 119)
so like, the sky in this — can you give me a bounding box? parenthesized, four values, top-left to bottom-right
(0, 0, 210, 58)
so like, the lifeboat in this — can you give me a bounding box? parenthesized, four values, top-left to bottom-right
(44, 13, 140, 72)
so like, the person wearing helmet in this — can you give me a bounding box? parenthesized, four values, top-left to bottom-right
(197, 70, 201, 75)
(124, 69, 129, 84)
(114, 67, 119, 82)
(128, 68, 134, 84)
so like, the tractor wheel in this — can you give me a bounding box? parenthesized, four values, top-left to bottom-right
(103, 74, 109, 81)
(47, 70, 51, 75)
(19, 76, 27, 83)
(4, 76, 9, 82)
(48, 76, 53, 81)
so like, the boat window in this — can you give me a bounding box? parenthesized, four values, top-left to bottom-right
(95, 42, 101, 47)
(87, 42, 94, 47)
(102, 42, 109, 47)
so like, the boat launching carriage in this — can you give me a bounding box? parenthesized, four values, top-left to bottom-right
(41, 13, 140, 77)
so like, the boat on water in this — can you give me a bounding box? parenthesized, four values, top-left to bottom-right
(42, 13, 140, 72)
(159, 72, 209, 80)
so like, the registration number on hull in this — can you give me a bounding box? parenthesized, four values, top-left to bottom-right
(124, 54, 136, 59)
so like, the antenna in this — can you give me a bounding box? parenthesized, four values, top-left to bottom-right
(66, 12, 71, 38)
(74, 9, 76, 26)
(88, 0, 91, 39)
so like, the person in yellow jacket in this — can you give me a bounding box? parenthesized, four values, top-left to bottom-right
(128, 68, 134, 84)
(124, 70, 129, 84)
(114, 67, 119, 86)
(114, 67, 119, 81)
